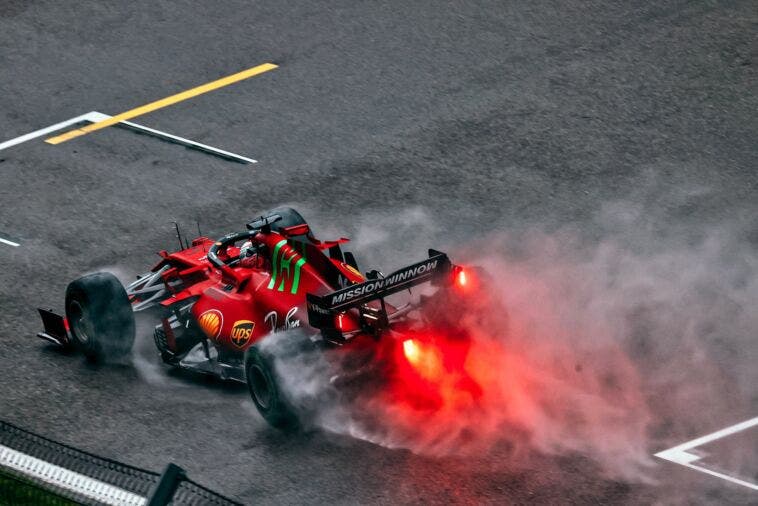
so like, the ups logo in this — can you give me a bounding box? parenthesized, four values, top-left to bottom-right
(230, 320, 255, 348)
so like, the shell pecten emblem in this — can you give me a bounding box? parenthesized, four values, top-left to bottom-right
(198, 309, 223, 338)
(344, 263, 364, 280)
(230, 320, 255, 348)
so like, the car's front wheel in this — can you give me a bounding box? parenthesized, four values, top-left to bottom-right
(65, 272, 135, 362)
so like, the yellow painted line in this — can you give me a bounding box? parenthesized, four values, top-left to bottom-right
(46, 62, 278, 145)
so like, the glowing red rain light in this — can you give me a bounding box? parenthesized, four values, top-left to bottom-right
(402, 338, 443, 381)
(403, 338, 420, 363)
(456, 269, 467, 287)
(336, 312, 345, 331)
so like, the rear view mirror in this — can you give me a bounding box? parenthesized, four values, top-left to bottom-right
(281, 224, 310, 236)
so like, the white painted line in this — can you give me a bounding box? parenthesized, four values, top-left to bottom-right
(118, 119, 257, 164)
(86, 111, 257, 163)
(86, 112, 113, 121)
(0, 443, 147, 505)
(0, 112, 97, 151)
(0, 111, 257, 163)
(655, 416, 758, 491)
(0, 237, 20, 247)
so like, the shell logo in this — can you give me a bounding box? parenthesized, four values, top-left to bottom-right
(344, 263, 364, 280)
(198, 309, 223, 338)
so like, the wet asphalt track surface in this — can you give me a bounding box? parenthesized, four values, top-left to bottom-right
(1, 1, 757, 504)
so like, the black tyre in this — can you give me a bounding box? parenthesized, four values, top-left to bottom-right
(265, 207, 307, 229)
(265, 207, 314, 240)
(245, 331, 320, 430)
(65, 272, 135, 362)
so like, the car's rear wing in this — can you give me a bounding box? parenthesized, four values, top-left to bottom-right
(307, 249, 453, 340)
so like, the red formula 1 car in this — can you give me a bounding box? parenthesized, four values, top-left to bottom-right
(37, 208, 475, 428)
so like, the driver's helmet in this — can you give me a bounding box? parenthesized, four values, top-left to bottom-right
(239, 240, 268, 269)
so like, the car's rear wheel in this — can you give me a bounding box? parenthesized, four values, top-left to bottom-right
(65, 272, 135, 362)
(245, 345, 298, 429)
(245, 330, 321, 430)
(248, 362, 273, 410)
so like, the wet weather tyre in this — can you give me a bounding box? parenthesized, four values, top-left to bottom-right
(65, 272, 135, 362)
(245, 331, 319, 430)
(245, 345, 298, 430)
(264, 207, 314, 240)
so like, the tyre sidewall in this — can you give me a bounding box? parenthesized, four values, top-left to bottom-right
(245, 345, 297, 429)
(244, 330, 321, 430)
(65, 272, 135, 362)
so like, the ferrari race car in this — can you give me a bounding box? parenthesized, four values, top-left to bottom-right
(37, 208, 476, 428)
